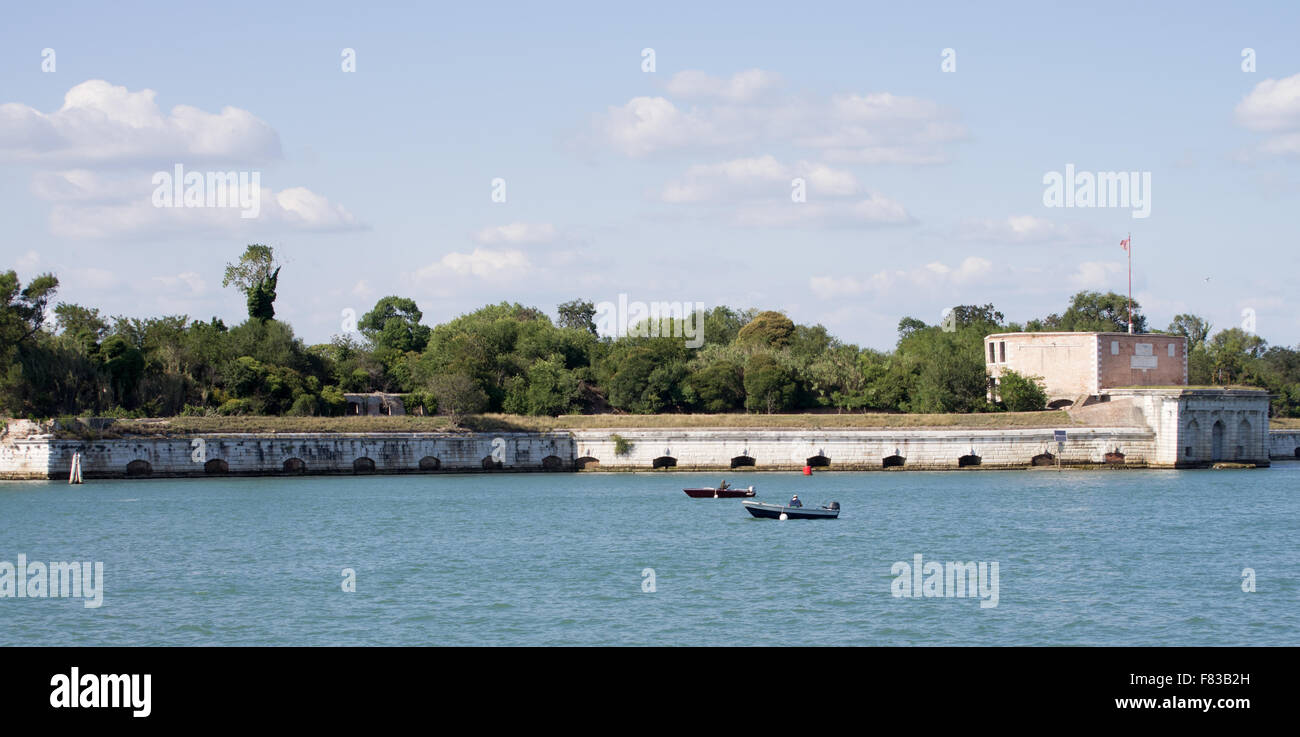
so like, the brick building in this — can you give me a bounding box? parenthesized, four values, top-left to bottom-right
(985, 332, 1188, 407)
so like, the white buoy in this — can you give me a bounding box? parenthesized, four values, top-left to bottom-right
(779, 513, 788, 521)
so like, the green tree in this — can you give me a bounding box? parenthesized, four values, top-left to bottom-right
(1031, 291, 1146, 333)
(743, 353, 796, 413)
(686, 359, 745, 412)
(503, 355, 578, 416)
(1206, 328, 1267, 385)
(1167, 314, 1211, 347)
(54, 303, 109, 353)
(428, 373, 488, 425)
(736, 311, 795, 350)
(222, 244, 281, 321)
(997, 369, 1048, 411)
(556, 299, 597, 335)
(100, 335, 145, 407)
(359, 296, 432, 353)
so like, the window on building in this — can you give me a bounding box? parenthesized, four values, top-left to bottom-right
(999, 341, 1005, 362)
(1111, 341, 1119, 355)
(988, 343, 996, 363)
(1168, 344, 1175, 357)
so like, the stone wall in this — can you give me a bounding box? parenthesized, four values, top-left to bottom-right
(1, 432, 575, 479)
(0, 389, 1281, 479)
(1271, 430, 1300, 460)
(569, 427, 1156, 471)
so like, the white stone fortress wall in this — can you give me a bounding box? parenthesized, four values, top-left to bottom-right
(568, 427, 1154, 471)
(1, 387, 1285, 479)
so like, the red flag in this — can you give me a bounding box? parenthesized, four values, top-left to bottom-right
(1120, 237, 1129, 251)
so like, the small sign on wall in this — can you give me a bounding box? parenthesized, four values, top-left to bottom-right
(1131, 355, 1158, 369)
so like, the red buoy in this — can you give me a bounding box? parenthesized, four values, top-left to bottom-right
(803, 465, 812, 475)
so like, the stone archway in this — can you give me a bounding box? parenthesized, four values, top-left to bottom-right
(652, 456, 677, 469)
(882, 454, 905, 468)
(126, 459, 152, 477)
(958, 454, 982, 468)
(730, 455, 756, 468)
(418, 456, 441, 471)
(1211, 420, 1225, 462)
(283, 458, 307, 474)
(1030, 452, 1055, 466)
(541, 455, 565, 471)
(204, 458, 229, 474)
(575, 456, 600, 470)
(353, 457, 376, 473)
(806, 454, 831, 468)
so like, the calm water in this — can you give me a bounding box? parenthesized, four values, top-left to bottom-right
(2, 465, 1297, 646)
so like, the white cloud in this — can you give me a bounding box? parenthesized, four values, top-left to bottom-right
(809, 256, 991, 298)
(594, 97, 720, 157)
(43, 181, 361, 238)
(664, 69, 781, 103)
(0, 80, 281, 166)
(4, 82, 360, 239)
(592, 72, 965, 163)
(471, 222, 560, 245)
(800, 93, 966, 164)
(1236, 73, 1300, 132)
(1235, 73, 1300, 157)
(661, 155, 859, 203)
(1068, 261, 1125, 290)
(734, 193, 912, 228)
(957, 215, 1088, 245)
(272, 187, 359, 230)
(414, 248, 531, 284)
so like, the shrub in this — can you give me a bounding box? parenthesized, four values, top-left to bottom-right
(216, 398, 257, 416)
(287, 394, 319, 417)
(612, 433, 633, 455)
(998, 369, 1048, 412)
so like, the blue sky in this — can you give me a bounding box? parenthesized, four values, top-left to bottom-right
(2, 1, 1298, 350)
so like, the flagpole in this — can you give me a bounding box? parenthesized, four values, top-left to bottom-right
(1127, 232, 1133, 334)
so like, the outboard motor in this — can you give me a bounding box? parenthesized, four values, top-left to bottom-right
(826, 501, 840, 511)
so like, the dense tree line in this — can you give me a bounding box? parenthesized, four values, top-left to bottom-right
(4, 246, 1300, 420)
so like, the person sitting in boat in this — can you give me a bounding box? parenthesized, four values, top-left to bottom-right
(789, 494, 802, 508)
(719, 479, 731, 490)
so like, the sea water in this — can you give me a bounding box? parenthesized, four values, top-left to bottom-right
(1, 465, 1296, 645)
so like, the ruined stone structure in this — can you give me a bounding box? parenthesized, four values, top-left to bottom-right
(343, 392, 407, 416)
(985, 332, 1188, 406)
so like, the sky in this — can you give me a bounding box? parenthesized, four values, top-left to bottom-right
(2, 0, 1298, 351)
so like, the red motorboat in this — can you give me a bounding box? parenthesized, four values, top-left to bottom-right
(683, 485, 755, 498)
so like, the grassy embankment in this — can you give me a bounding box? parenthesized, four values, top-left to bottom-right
(93, 411, 1077, 437)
